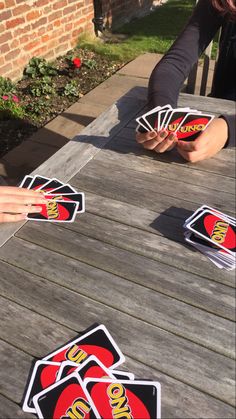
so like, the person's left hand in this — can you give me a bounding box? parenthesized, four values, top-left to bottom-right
(177, 118, 228, 163)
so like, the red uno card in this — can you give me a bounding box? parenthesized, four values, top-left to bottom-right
(27, 200, 78, 222)
(43, 324, 125, 370)
(22, 361, 61, 413)
(84, 378, 161, 419)
(186, 210, 236, 255)
(164, 110, 199, 138)
(177, 113, 214, 141)
(33, 372, 95, 419)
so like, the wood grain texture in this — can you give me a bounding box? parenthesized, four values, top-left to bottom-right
(0, 270, 235, 405)
(0, 394, 34, 418)
(0, 247, 234, 357)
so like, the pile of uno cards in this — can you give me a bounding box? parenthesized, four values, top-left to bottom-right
(22, 324, 161, 418)
(136, 104, 215, 141)
(19, 174, 85, 223)
(184, 205, 235, 270)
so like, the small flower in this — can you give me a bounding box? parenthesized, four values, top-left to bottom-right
(12, 95, 19, 103)
(2, 95, 9, 100)
(73, 58, 82, 69)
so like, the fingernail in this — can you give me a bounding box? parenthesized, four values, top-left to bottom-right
(160, 130, 167, 138)
(169, 133, 177, 141)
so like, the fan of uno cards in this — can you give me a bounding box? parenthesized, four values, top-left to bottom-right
(22, 324, 162, 418)
(136, 104, 214, 141)
(19, 174, 85, 223)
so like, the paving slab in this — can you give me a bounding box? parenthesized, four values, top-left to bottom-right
(118, 52, 162, 78)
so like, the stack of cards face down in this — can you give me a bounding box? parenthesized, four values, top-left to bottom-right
(20, 175, 85, 223)
(136, 104, 215, 141)
(184, 206, 236, 270)
(22, 324, 161, 419)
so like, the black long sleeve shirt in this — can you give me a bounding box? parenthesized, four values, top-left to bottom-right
(148, 0, 236, 146)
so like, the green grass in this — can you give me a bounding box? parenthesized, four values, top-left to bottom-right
(78, 0, 196, 61)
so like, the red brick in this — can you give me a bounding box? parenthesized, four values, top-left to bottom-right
(0, 62, 13, 76)
(35, 0, 49, 6)
(19, 34, 31, 44)
(53, 19, 61, 27)
(31, 16, 47, 30)
(48, 10, 62, 22)
(13, 24, 30, 36)
(0, 31, 12, 44)
(59, 33, 71, 43)
(6, 17, 25, 29)
(0, 56, 5, 66)
(41, 33, 50, 43)
(0, 43, 10, 54)
(9, 38, 19, 48)
(63, 5, 76, 15)
(65, 22, 73, 31)
(4, 68, 22, 81)
(5, 48, 20, 61)
(24, 39, 41, 51)
(26, 10, 42, 22)
(53, 0, 67, 10)
(0, 2, 4, 10)
(13, 4, 31, 16)
(0, 10, 12, 21)
(5, 0, 15, 7)
(54, 42, 69, 54)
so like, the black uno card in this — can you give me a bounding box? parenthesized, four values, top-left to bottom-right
(19, 175, 34, 188)
(45, 193, 85, 213)
(33, 373, 95, 419)
(177, 113, 214, 141)
(43, 324, 125, 370)
(48, 184, 77, 195)
(22, 361, 61, 413)
(187, 210, 236, 254)
(28, 175, 51, 190)
(27, 201, 78, 222)
(37, 178, 64, 193)
(84, 378, 161, 418)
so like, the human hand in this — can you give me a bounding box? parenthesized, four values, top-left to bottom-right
(0, 186, 48, 223)
(177, 118, 228, 163)
(136, 129, 178, 153)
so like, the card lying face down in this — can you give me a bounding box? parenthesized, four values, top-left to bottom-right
(19, 174, 85, 223)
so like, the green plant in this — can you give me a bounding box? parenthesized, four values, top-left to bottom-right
(0, 76, 16, 96)
(29, 76, 56, 97)
(84, 59, 97, 69)
(0, 96, 25, 120)
(63, 80, 80, 97)
(24, 57, 58, 78)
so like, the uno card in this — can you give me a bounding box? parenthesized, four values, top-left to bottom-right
(164, 110, 199, 137)
(111, 370, 135, 380)
(37, 178, 64, 193)
(33, 372, 95, 419)
(27, 200, 78, 222)
(19, 175, 34, 188)
(22, 361, 61, 413)
(186, 210, 236, 255)
(143, 105, 172, 131)
(177, 113, 215, 141)
(45, 193, 85, 213)
(43, 324, 125, 370)
(83, 378, 161, 419)
(135, 116, 151, 133)
(184, 205, 235, 228)
(56, 356, 115, 381)
(27, 175, 51, 191)
(48, 184, 77, 195)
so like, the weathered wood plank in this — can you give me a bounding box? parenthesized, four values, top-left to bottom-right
(72, 159, 235, 214)
(0, 394, 34, 418)
(0, 249, 234, 357)
(106, 131, 236, 180)
(1, 299, 234, 419)
(0, 285, 235, 405)
(178, 93, 235, 115)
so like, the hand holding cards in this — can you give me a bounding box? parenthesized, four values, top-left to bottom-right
(22, 324, 161, 418)
(184, 205, 235, 270)
(136, 104, 215, 141)
(19, 175, 85, 223)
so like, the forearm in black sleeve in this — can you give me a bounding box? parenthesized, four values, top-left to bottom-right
(220, 114, 236, 148)
(148, 0, 222, 109)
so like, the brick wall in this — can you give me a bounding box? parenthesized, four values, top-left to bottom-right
(0, 0, 159, 80)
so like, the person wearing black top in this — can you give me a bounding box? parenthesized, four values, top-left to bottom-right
(136, 0, 236, 162)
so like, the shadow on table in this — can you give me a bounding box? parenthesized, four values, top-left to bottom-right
(149, 206, 197, 249)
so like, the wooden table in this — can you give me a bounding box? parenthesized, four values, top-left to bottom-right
(0, 89, 235, 419)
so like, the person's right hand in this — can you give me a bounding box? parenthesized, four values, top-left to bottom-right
(136, 129, 178, 153)
(0, 186, 48, 223)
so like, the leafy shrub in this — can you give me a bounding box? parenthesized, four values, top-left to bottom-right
(25, 98, 50, 117)
(29, 76, 56, 97)
(0, 76, 16, 96)
(63, 80, 80, 97)
(0, 95, 25, 120)
(24, 57, 58, 78)
(84, 59, 97, 69)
